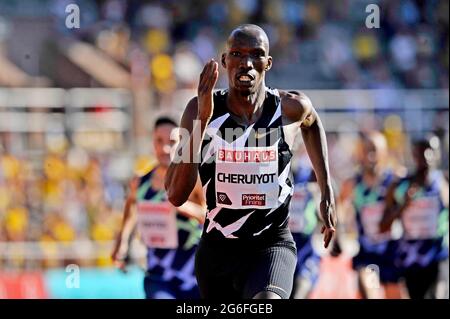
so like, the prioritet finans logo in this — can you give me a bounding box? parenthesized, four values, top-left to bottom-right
(242, 194, 266, 206)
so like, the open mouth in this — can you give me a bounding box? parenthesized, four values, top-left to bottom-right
(236, 73, 255, 84)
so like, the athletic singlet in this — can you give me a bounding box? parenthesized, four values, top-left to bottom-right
(136, 168, 202, 291)
(394, 171, 448, 268)
(289, 166, 318, 236)
(353, 171, 394, 249)
(199, 88, 294, 240)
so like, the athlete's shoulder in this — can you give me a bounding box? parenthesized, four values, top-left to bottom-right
(393, 174, 412, 192)
(277, 89, 314, 124)
(138, 167, 155, 185)
(278, 89, 311, 104)
(277, 89, 304, 97)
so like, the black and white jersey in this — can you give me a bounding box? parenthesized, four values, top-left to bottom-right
(198, 88, 295, 240)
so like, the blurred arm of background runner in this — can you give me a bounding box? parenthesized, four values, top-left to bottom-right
(165, 60, 219, 207)
(111, 177, 139, 272)
(284, 91, 337, 248)
(438, 177, 449, 209)
(379, 179, 410, 233)
(337, 179, 358, 235)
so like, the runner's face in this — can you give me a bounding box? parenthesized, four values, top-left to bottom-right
(413, 145, 435, 170)
(361, 139, 379, 170)
(153, 124, 177, 167)
(223, 33, 272, 94)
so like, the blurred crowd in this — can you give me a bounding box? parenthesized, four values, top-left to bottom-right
(1, 0, 449, 93)
(48, 0, 450, 93)
(0, 145, 127, 269)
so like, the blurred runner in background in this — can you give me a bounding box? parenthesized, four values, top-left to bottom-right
(339, 132, 403, 298)
(111, 116, 206, 299)
(381, 137, 449, 299)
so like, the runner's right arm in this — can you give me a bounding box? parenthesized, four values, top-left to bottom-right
(327, 178, 353, 257)
(111, 177, 138, 271)
(165, 60, 219, 207)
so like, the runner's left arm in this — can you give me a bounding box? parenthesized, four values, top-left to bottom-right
(282, 91, 336, 248)
(379, 179, 412, 232)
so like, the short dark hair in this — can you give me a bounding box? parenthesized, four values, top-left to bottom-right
(154, 116, 177, 130)
(227, 24, 270, 53)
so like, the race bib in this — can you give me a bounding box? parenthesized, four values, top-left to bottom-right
(289, 188, 309, 233)
(360, 202, 390, 241)
(136, 201, 178, 249)
(402, 197, 440, 240)
(215, 143, 279, 209)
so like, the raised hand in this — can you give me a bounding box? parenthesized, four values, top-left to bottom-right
(197, 59, 219, 121)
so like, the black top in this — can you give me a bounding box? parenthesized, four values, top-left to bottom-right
(198, 88, 294, 241)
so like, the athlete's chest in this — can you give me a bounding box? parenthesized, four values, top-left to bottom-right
(200, 92, 296, 210)
(207, 94, 299, 151)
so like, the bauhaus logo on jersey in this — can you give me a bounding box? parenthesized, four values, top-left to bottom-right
(242, 194, 266, 206)
(214, 144, 279, 209)
(218, 149, 276, 163)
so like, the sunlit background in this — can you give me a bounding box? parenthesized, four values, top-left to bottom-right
(0, 0, 448, 298)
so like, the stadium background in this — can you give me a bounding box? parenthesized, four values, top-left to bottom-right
(0, 0, 448, 298)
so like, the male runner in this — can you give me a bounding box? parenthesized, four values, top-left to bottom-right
(380, 138, 449, 299)
(112, 117, 206, 299)
(339, 132, 403, 298)
(165, 24, 336, 299)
